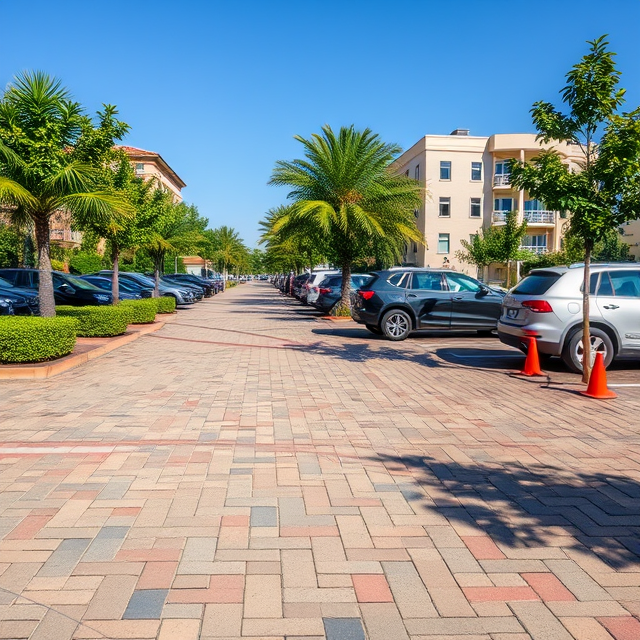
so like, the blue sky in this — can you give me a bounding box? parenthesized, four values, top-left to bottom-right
(2, 0, 640, 247)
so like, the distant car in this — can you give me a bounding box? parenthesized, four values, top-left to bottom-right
(163, 273, 214, 297)
(80, 275, 149, 300)
(0, 268, 113, 306)
(96, 271, 194, 305)
(350, 268, 505, 340)
(0, 275, 39, 314)
(313, 274, 374, 313)
(498, 263, 640, 372)
(305, 270, 340, 306)
(292, 273, 311, 300)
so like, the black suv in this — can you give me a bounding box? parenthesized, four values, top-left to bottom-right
(350, 268, 505, 340)
(0, 269, 113, 306)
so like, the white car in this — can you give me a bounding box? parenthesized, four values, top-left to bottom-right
(305, 270, 340, 305)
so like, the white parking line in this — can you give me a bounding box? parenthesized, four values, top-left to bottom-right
(449, 353, 523, 359)
(608, 384, 640, 388)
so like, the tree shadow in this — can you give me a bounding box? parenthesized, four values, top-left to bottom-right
(372, 453, 640, 570)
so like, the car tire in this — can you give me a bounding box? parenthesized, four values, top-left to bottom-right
(562, 327, 615, 373)
(366, 324, 383, 335)
(477, 329, 494, 337)
(381, 309, 412, 341)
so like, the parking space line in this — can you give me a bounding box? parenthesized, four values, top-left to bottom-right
(448, 353, 523, 359)
(608, 384, 640, 388)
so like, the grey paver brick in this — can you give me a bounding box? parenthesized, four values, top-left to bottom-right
(37, 538, 91, 577)
(323, 617, 366, 640)
(250, 506, 278, 527)
(123, 589, 168, 619)
(509, 601, 574, 640)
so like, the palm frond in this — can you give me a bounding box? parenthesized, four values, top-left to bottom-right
(61, 192, 134, 226)
(0, 176, 38, 210)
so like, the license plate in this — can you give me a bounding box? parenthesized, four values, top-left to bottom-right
(507, 309, 519, 319)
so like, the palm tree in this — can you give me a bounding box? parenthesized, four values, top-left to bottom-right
(211, 226, 247, 284)
(269, 125, 424, 309)
(0, 72, 131, 316)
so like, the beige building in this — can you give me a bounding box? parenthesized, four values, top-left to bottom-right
(394, 130, 584, 283)
(116, 145, 186, 203)
(621, 219, 640, 261)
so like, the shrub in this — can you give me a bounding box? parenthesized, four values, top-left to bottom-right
(69, 251, 104, 275)
(0, 317, 77, 363)
(120, 299, 157, 324)
(226, 280, 237, 288)
(50, 259, 67, 272)
(155, 296, 176, 314)
(56, 305, 129, 337)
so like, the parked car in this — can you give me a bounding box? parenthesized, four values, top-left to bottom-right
(0, 275, 39, 314)
(95, 271, 194, 305)
(313, 274, 374, 313)
(292, 273, 311, 300)
(305, 270, 340, 306)
(0, 268, 112, 306)
(0, 289, 31, 315)
(0, 296, 14, 315)
(350, 268, 505, 340)
(158, 275, 205, 299)
(80, 275, 150, 300)
(163, 273, 215, 297)
(498, 263, 640, 372)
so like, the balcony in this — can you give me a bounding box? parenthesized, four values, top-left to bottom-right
(50, 229, 82, 245)
(521, 245, 548, 254)
(524, 210, 555, 224)
(493, 174, 511, 187)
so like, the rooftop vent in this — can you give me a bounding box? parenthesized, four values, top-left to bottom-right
(450, 128, 470, 136)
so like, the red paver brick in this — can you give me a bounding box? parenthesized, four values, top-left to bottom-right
(461, 535, 506, 560)
(597, 616, 640, 640)
(462, 586, 540, 601)
(352, 574, 394, 603)
(522, 572, 576, 602)
(115, 549, 181, 562)
(5, 515, 52, 540)
(166, 575, 244, 604)
(221, 515, 250, 527)
(112, 507, 141, 516)
(136, 561, 178, 589)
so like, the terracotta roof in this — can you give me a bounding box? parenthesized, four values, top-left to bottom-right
(114, 145, 186, 190)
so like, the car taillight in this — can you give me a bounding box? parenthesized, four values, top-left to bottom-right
(318, 288, 331, 295)
(521, 300, 553, 313)
(359, 290, 375, 300)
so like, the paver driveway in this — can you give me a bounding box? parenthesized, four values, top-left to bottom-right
(1, 282, 639, 640)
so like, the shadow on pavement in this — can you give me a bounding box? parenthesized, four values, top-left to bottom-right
(372, 453, 640, 570)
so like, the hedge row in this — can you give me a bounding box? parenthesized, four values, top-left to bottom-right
(155, 296, 176, 314)
(120, 298, 157, 324)
(56, 305, 130, 337)
(0, 317, 77, 363)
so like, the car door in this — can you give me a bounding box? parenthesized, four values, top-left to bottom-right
(595, 270, 640, 354)
(406, 272, 451, 328)
(445, 272, 502, 329)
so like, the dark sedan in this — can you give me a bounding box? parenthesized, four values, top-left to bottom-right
(80, 275, 151, 299)
(163, 273, 214, 297)
(350, 268, 505, 340)
(313, 274, 373, 313)
(0, 268, 113, 306)
(0, 275, 39, 314)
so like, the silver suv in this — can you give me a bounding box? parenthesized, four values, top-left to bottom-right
(498, 264, 640, 372)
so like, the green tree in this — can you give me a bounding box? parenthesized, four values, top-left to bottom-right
(493, 211, 531, 287)
(207, 226, 247, 283)
(0, 72, 131, 315)
(0, 223, 23, 268)
(509, 36, 640, 381)
(269, 125, 424, 309)
(456, 226, 502, 278)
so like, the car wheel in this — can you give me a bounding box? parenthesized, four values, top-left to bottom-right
(381, 310, 412, 341)
(366, 324, 383, 335)
(562, 328, 615, 373)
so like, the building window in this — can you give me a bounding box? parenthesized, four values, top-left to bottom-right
(470, 198, 481, 218)
(412, 242, 418, 253)
(471, 162, 482, 181)
(494, 198, 513, 212)
(439, 197, 451, 217)
(135, 163, 145, 172)
(405, 170, 409, 177)
(414, 165, 420, 180)
(438, 233, 450, 254)
(440, 161, 451, 180)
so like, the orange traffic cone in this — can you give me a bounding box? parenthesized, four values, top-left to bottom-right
(518, 337, 544, 376)
(581, 352, 617, 399)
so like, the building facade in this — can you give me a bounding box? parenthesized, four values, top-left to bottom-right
(394, 130, 584, 282)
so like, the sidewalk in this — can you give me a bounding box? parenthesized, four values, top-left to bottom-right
(0, 283, 638, 639)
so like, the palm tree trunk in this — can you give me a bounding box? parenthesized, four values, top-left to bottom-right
(111, 244, 120, 305)
(340, 262, 352, 310)
(153, 251, 162, 298)
(582, 244, 592, 384)
(34, 217, 55, 317)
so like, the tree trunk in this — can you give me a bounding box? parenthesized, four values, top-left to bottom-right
(34, 217, 55, 317)
(111, 244, 120, 305)
(153, 251, 163, 298)
(582, 244, 592, 384)
(339, 262, 352, 311)
(505, 260, 511, 288)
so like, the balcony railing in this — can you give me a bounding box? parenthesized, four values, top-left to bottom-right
(493, 174, 511, 186)
(524, 210, 555, 224)
(521, 245, 548, 254)
(492, 211, 510, 223)
(50, 229, 82, 244)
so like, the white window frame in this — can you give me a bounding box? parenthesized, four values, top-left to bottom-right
(439, 197, 451, 218)
(437, 233, 450, 254)
(471, 162, 482, 181)
(440, 161, 451, 181)
(470, 197, 481, 218)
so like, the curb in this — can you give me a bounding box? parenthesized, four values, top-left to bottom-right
(320, 316, 354, 322)
(0, 319, 167, 380)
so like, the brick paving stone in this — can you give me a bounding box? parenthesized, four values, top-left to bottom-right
(509, 601, 574, 640)
(560, 617, 616, 640)
(37, 539, 91, 577)
(522, 573, 577, 602)
(157, 618, 200, 640)
(351, 574, 393, 602)
(323, 617, 366, 640)
(360, 602, 409, 640)
(596, 616, 640, 640)
(122, 589, 168, 619)
(84, 574, 137, 620)
(250, 506, 277, 527)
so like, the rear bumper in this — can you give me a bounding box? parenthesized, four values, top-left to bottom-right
(497, 322, 562, 356)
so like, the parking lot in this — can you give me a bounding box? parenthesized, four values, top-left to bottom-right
(0, 281, 639, 640)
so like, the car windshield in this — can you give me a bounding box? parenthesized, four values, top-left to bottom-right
(62, 274, 101, 290)
(512, 272, 562, 295)
(0, 276, 15, 288)
(128, 274, 156, 287)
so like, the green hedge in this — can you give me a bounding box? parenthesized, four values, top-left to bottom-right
(155, 296, 176, 314)
(120, 298, 157, 324)
(56, 305, 129, 337)
(0, 317, 77, 363)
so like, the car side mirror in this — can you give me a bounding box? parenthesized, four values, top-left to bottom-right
(478, 285, 490, 296)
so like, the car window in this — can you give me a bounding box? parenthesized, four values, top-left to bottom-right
(63, 274, 101, 290)
(387, 272, 411, 288)
(411, 272, 444, 291)
(609, 270, 640, 298)
(445, 273, 481, 293)
(352, 275, 373, 288)
(595, 272, 614, 296)
(512, 272, 562, 295)
(325, 277, 341, 287)
(0, 276, 14, 288)
(0, 271, 19, 285)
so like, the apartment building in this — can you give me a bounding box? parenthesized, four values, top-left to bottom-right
(116, 145, 186, 203)
(394, 130, 584, 282)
